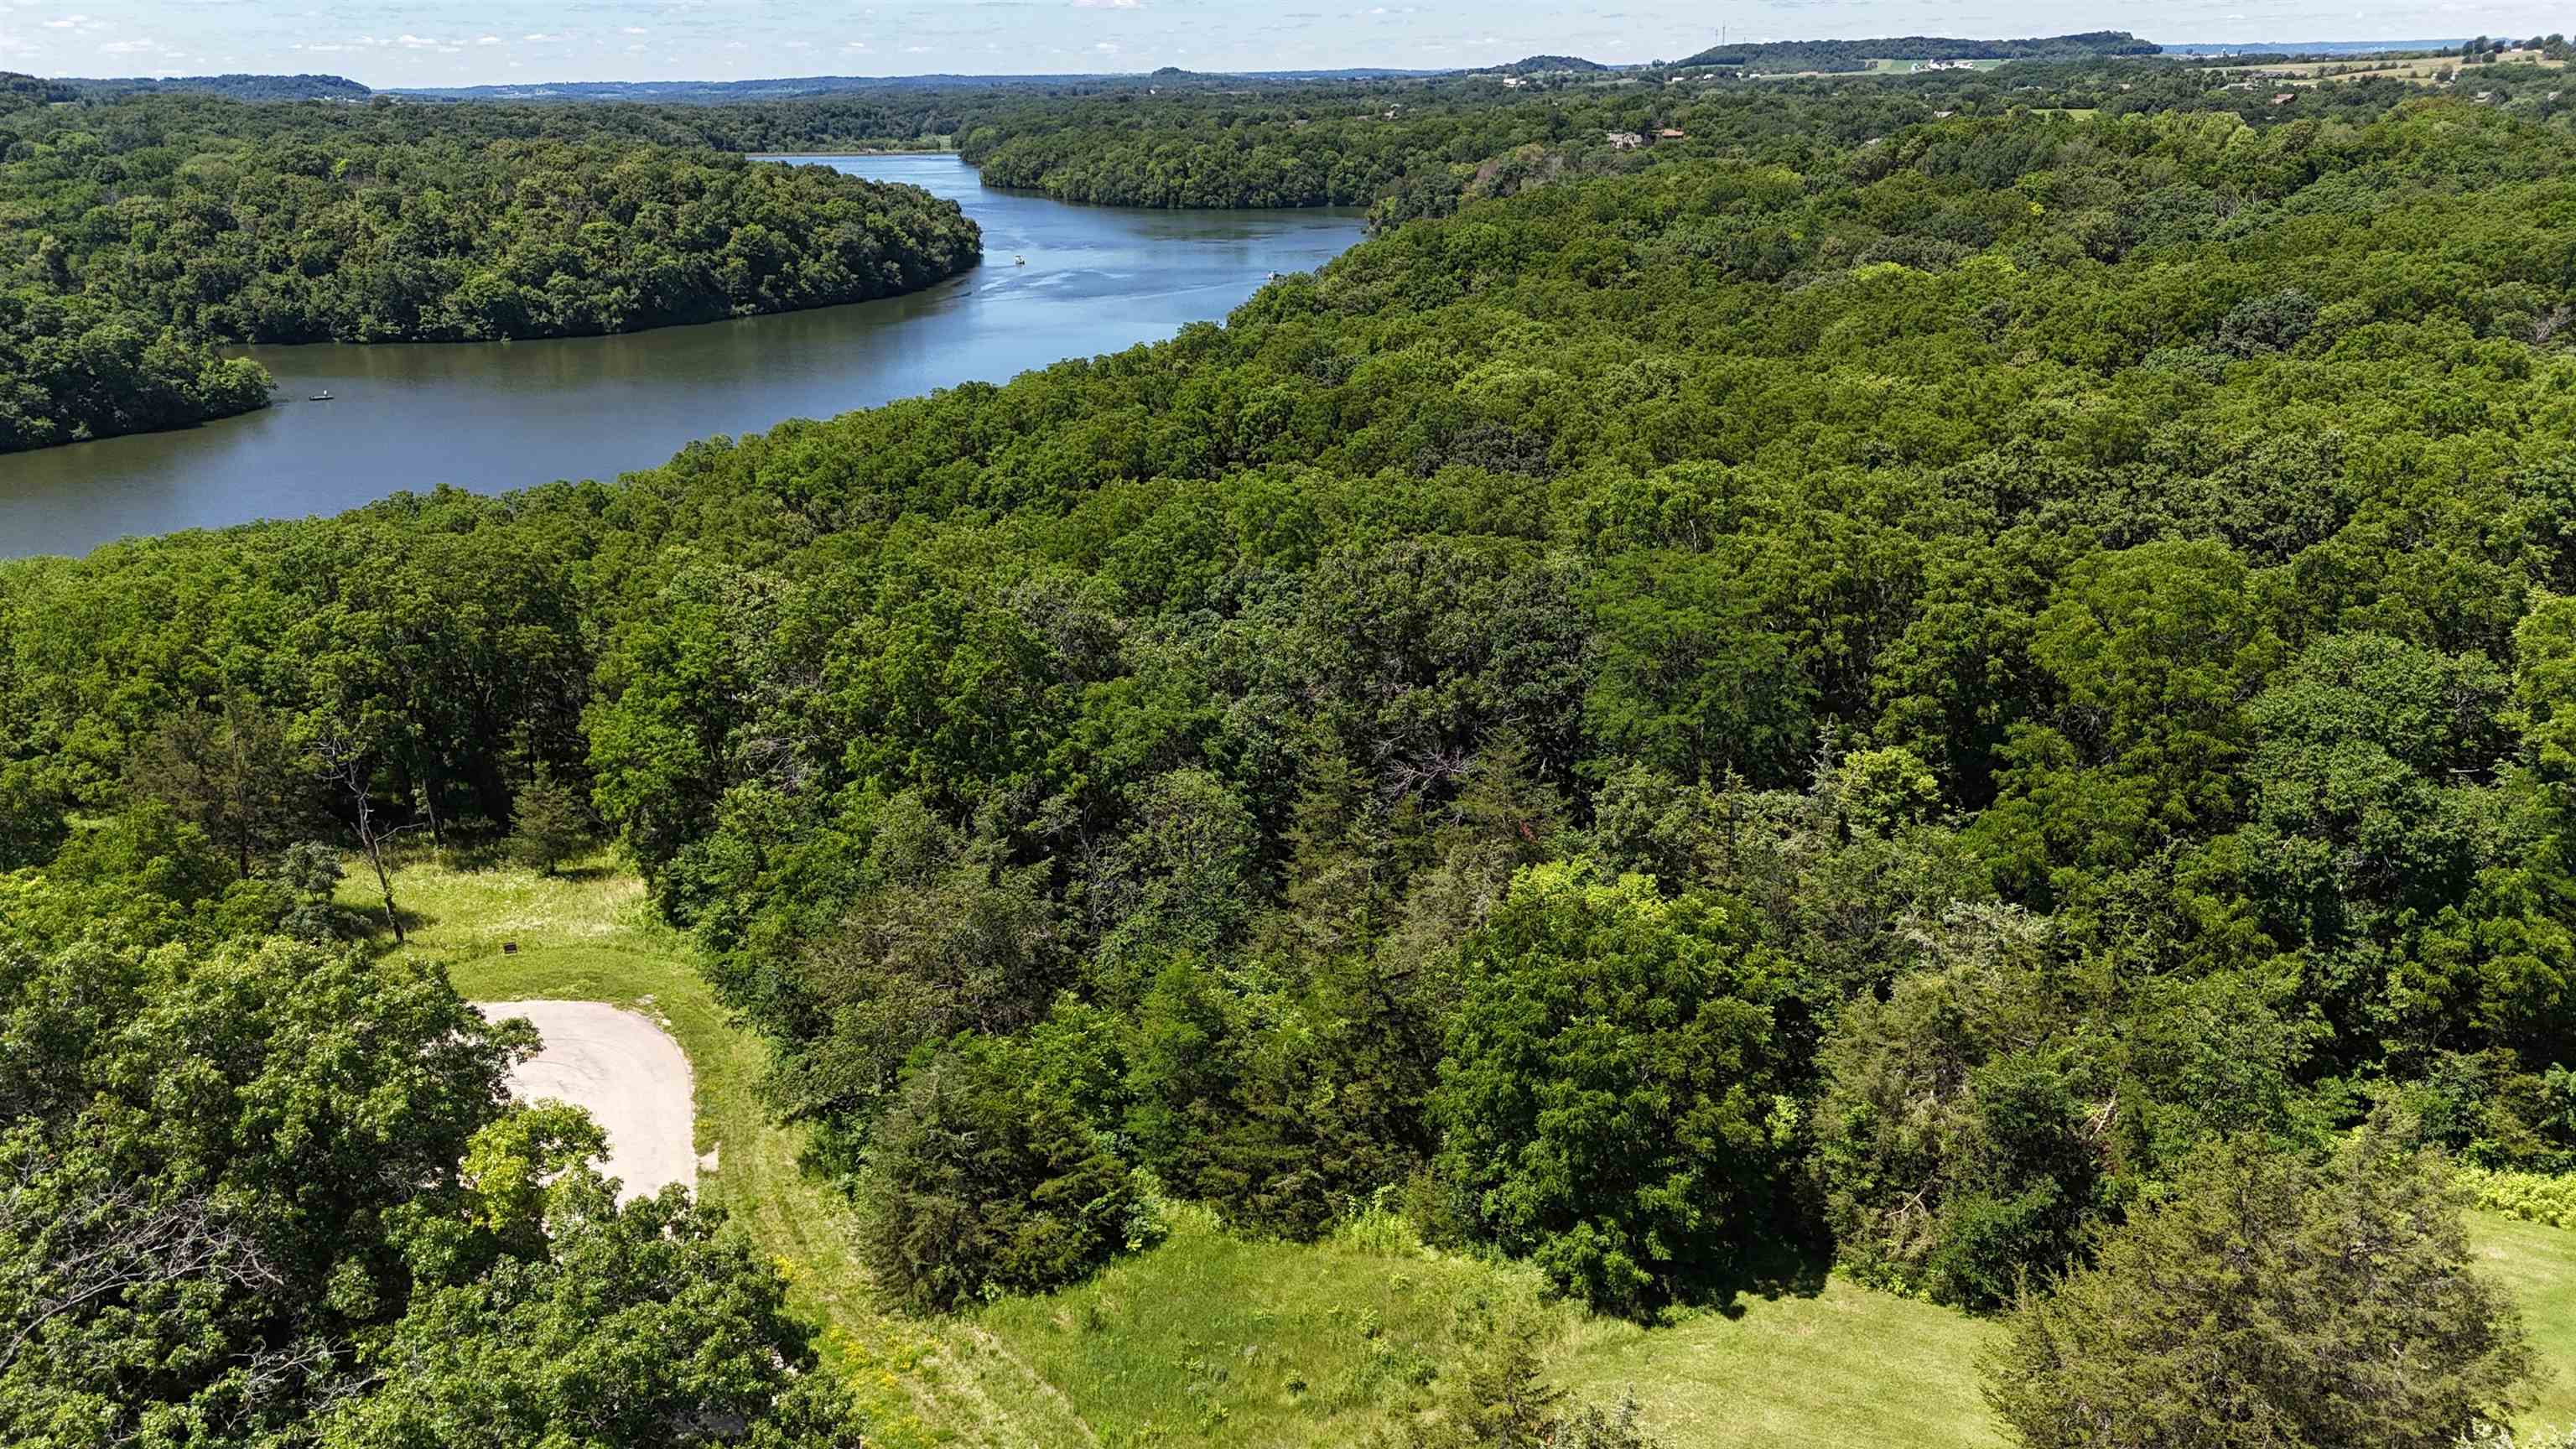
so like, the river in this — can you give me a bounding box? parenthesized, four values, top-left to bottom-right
(0, 155, 1365, 559)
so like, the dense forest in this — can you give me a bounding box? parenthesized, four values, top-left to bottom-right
(12, 66, 2576, 1442)
(0, 87, 982, 450)
(0, 292, 271, 452)
(20, 38, 2576, 1443)
(1676, 30, 2158, 71)
(55, 72, 372, 101)
(950, 57, 2560, 214)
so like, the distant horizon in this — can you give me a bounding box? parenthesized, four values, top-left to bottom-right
(49, 38, 2499, 94)
(367, 38, 2490, 91)
(8, 0, 2553, 92)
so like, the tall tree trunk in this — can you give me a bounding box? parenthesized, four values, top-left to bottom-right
(366, 839, 403, 944)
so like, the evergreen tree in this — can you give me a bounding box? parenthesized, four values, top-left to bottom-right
(506, 765, 589, 876)
(1985, 1125, 2534, 1449)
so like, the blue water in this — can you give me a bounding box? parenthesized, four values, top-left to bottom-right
(0, 154, 1364, 558)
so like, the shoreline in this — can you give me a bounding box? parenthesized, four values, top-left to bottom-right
(748, 148, 960, 157)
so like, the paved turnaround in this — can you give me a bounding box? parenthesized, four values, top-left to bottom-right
(474, 1000, 698, 1203)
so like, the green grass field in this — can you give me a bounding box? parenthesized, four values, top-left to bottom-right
(349, 852, 2576, 1448)
(2474, 1213, 2576, 1431)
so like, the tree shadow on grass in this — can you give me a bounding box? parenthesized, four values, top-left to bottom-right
(346, 901, 438, 957)
(1662, 1217, 1836, 1323)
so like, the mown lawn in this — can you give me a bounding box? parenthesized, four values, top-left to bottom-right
(1557, 1281, 2001, 1449)
(2473, 1212, 2576, 1431)
(350, 853, 2576, 1449)
(974, 1206, 1553, 1447)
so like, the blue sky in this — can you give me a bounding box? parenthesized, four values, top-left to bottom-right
(2, 0, 2561, 84)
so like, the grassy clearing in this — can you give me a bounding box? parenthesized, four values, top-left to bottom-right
(1559, 1282, 2001, 1449)
(974, 1207, 1554, 1447)
(346, 853, 2576, 1448)
(344, 850, 1094, 1449)
(2472, 1213, 2576, 1431)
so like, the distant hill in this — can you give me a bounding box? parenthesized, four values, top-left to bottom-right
(1483, 55, 1610, 74)
(56, 73, 369, 101)
(0, 72, 77, 109)
(392, 69, 1442, 102)
(1679, 30, 2156, 73)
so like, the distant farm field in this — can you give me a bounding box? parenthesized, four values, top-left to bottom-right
(2207, 48, 2567, 87)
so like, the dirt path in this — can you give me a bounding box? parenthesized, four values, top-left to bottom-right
(475, 999, 698, 1202)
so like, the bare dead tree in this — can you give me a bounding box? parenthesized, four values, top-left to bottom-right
(313, 734, 423, 945)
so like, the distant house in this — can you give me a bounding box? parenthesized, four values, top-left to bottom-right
(1502, 75, 1527, 88)
(1604, 130, 1644, 149)
(1932, 109, 1955, 118)
(1655, 127, 1685, 139)
(2270, 91, 2297, 105)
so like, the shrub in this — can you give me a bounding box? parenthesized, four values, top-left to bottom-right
(2454, 1165, 2576, 1228)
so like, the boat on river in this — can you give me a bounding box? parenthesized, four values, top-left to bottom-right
(309, 390, 335, 402)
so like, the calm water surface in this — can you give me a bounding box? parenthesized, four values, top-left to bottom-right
(0, 154, 1364, 558)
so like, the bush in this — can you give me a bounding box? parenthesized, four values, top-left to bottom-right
(1382, 1316, 1665, 1449)
(2454, 1165, 2576, 1228)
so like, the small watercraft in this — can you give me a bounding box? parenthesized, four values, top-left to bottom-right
(309, 390, 335, 402)
(1015, 254, 1027, 265)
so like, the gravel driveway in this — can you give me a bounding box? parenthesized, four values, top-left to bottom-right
(475, 1000, 698, 1202)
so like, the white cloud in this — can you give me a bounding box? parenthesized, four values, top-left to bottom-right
(474, 34, 500, 45)
(1073, 0, 1145, 8)
(1092, 39, 1118, 51)
(621, 25, 647, 34)
(40, 13, 83, 28)
(842, 39, 870, 49)
(97, 36, 151, 52)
